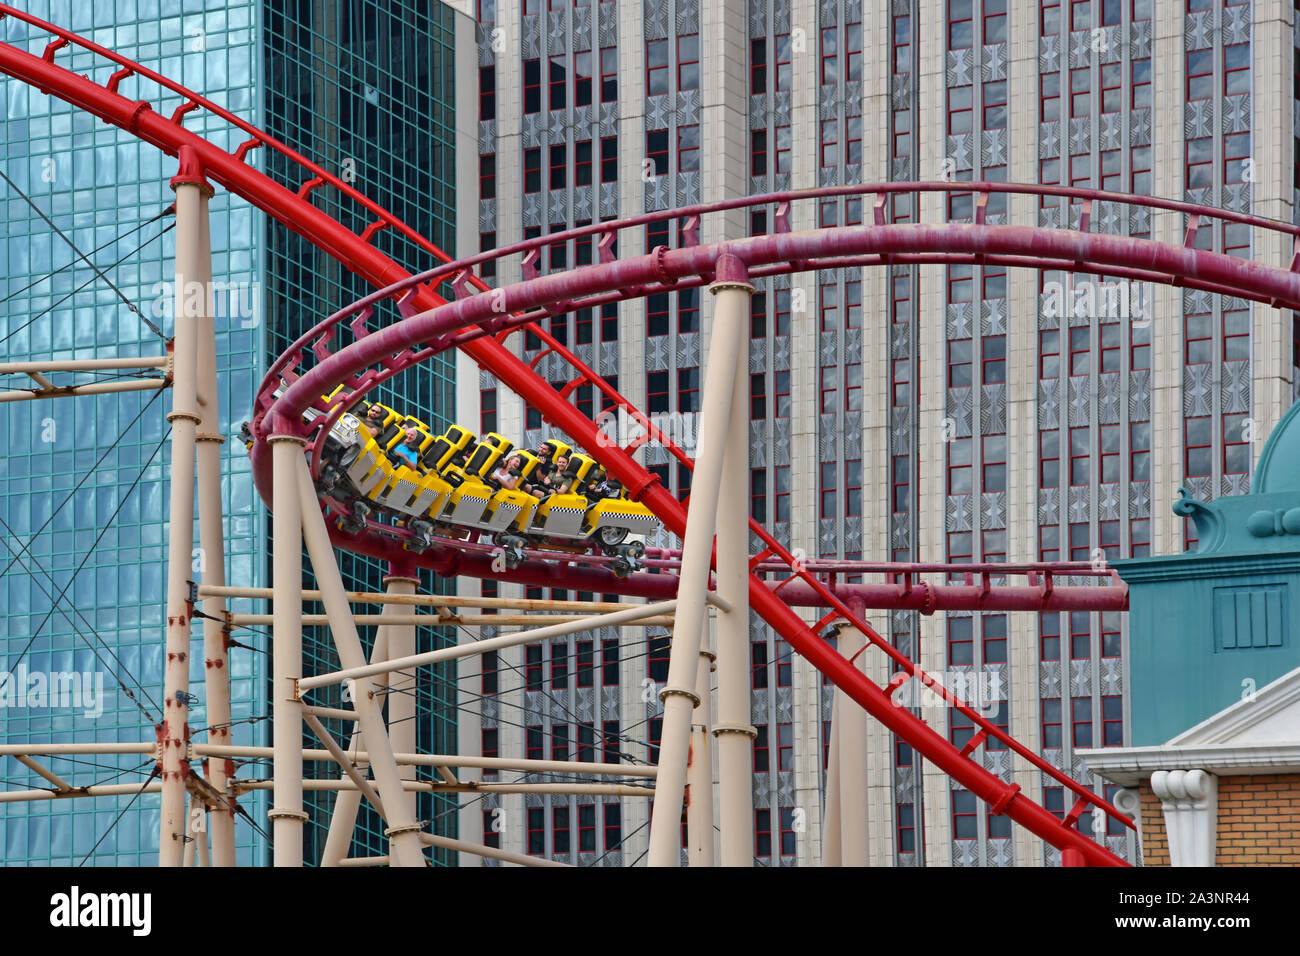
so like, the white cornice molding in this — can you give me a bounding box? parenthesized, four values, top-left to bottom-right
(1077, 743, 1300, 787)
(1150, 770, 1217, 867)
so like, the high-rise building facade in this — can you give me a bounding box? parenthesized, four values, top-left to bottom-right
(0, 0, 465, 865)
(461, 0, 1299, 866)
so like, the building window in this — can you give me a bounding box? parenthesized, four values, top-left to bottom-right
(1041, 72, 1060, 122)
(525, 644, 543, 690)
(751, 640, 769, 690)
(897, 803, 916, 852)
(479, 65, 496, 121)
(526, 725, 543, 762)
(549, 143, 566, 190)
(952, 790, 977, 840)
(524, 147, 541, 193)
(578, 804, 596, 851)
(1042, 698, 1063, 748)
(1069, 524, 1090, 563)
(1101, 611, 1122, 659)
(751, 468, 767, 522)
(677, 366, 700, 413)
(598, 136, 618, 183)
(552, 723, 570, 761)
(1186, 415, 1212, 477)
(648, 635, 671, 682)
(549, 55, 566, 110)
(750, 129, 768, 176)
(775, 32, 792, 90)
(1100, 62, 1121, 115)
(1040, 430, 1060, 489)
(1186, 48, 1212, 101)
(982, 79, 1007, 129)
(947, 616, 973, 666)
(601, 638, 619, 686)
(575, 640, 594, 688)
(527, 808, 544, 855)
(1132, 57, 1151, 109)
(983, 615, 1007, 663)
(572, 139, 593, 187)
(948, 437, 971, 494)
(948, 339, 972, 387)
(949, 0, 973, 48)
(753, 724, 771, 773)
(646, 38, 670, 95)
(478, 153, 497, 200)
(1069, 427, 1090, 486)
(750, 373, 767, 420)
(892, 454, 910, 512)
(678, 33, 700, 90)
(1224, 412, 1250, 475)
(1040, 524, 1061, 563)
(774, 125, 792, 174)
(779, 808, 797, 855)
(601, 719, 620, 763)
(523, 58, 541, 113)
(755, 809, 772, 856)
(777, 722, 793, 771)
(603, 803, 622, 850)
(750, 37, 767, 94)
(678, 125, 700, 172)
(577, 722, 595, 763)
(646, 129, 669, 177)
(647, 294, 670, 338)
(599, 46, 617, 102)
(550, 641, 569, 689)
(774, 290, 791, 336)
(844, 459, 862, 518)
(1100, 423, 1120, 483)
(982, 434, 1007, 493)
(481, 647, 498, 695)
(774, 464, 790, 522)
(1071, 696, 1093, 748)
(1041, 612, 1061, 660)
(1186, 137, 1212, 190)
(571, 50, 593, 107)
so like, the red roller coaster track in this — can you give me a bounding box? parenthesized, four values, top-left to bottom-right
(8, 4, 1300, 866)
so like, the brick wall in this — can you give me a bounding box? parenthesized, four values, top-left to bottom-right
(1136, 773, 1300, 866)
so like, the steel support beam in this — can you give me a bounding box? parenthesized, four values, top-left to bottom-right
(647, 255, 748, 866)
(158, 170, 208, 867)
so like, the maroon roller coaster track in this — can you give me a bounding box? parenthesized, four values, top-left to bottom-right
(8, 5, 1300, 866)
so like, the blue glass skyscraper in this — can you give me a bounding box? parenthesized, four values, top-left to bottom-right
(0, 0, 459, 865)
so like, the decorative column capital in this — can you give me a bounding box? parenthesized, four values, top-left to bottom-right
(1150, 769, 1217, 867)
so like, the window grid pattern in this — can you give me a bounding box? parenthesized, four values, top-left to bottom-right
(0, 0, 269, 866)
(1033, 0, 1159, 866)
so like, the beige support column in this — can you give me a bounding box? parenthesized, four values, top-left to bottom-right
(320, 626, 388, 867)
(270, 434, 308, 866)
(158, 176, 208, 867)
(836, 625, 869, 866)
(822, 692, 842, 866)
(712, 261, 757, 867)
(383, 573, 420, 782)
(294, 457, 426, 867)
(647, 259, 749, 867)
(182, 792, 196, 867)
(195, 806, 210, 867)
(193, 194, 237, 867)
(686, 644, 715, 867)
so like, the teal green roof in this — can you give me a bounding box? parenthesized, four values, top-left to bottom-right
(1253, 400, 1300, 495)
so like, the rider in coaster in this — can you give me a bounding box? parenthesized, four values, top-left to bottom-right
(492, 454, 525, 490)
(358, 402, 386, 437)
(532, 454, 571, 497)
(393, 425, 422, 467)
